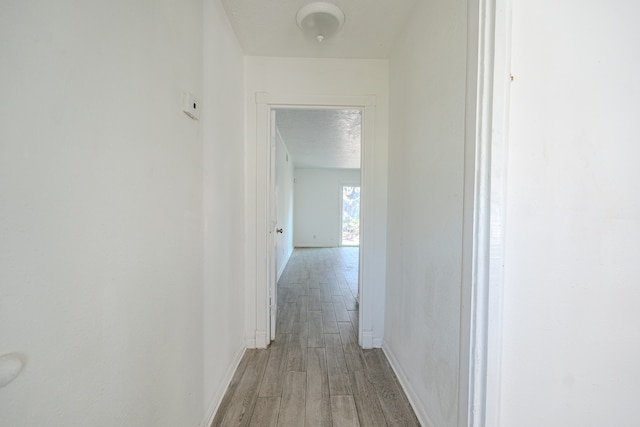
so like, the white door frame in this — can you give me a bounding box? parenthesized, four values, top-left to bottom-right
(255, 93, 376, 349)
(459, 0, 512, 425)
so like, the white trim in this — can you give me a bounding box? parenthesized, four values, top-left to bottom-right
(253, 93, 271, 349)
(258, 93, 375, 108)
(244, 336, 256, 348)
(361, 329, 374, 349)
(460, 0, 512, 425)
(200, 346, 246, 427)
(255, 329, 268, 350)
(358, 102, 377, 348)
(485, 0, 512, 424)
(254, 92, 379, 351)
(382, 344, 436, 427)
(458, 0, 484, 422)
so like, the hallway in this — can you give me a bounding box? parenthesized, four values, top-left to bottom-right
(212, 248, 419, 426)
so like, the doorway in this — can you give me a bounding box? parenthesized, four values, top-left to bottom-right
(254, 93, 379, 349)
(272, 107, 362, 340)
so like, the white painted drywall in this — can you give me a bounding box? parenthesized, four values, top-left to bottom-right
(244, 57, 389, 348)
(385, 0, 467, 425)
(275, 129, 294, 279)
(293, 168, 360, 248)
(0, 1, 246, 426)
(498, 1, 640, 426)
(202, 0, 247, 423)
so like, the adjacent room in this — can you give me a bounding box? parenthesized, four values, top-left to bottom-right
(274, 108, 362, 261)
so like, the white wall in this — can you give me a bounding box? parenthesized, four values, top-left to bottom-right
(244, 57, 389, 348)
(385, 0, 467, 425)
(498, 1, 640, 425)
(202, 0, 246, 423)
(0, 1, 246, 426)
(275, 129, 294, 278)
(294, 168, 360, 247)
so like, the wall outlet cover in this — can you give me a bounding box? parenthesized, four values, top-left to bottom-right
(182, 92, 199, 120)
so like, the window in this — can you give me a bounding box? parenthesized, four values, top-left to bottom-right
(341, 186, 360, 246)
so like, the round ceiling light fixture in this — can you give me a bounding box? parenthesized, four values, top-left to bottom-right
(296, 2, 345, 43)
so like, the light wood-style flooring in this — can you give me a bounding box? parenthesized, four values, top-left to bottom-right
(212, 247, 420, 426)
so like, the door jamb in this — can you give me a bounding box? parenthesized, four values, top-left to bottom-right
(459, 0, 512, 425)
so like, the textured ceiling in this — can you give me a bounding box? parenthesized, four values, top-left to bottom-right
(220, 0, 418, 58)
(276, 109, 361, 169)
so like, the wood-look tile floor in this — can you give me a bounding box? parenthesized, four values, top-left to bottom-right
(212, 247, 420, 427)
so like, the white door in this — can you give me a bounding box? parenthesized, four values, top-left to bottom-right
(268, 109, 278, 341)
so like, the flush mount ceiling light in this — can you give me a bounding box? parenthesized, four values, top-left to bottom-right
(296, 2, 345, 43)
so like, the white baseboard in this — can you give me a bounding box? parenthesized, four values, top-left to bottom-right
(372, 337, 383, 348)
(245, 329, 269, 349)
(245, 336, 256, 348)
(200, 346, 246, 427)
(255, 329, 268, 349)
(360, 329, 374, 349)
(382, 343, 434, 427)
